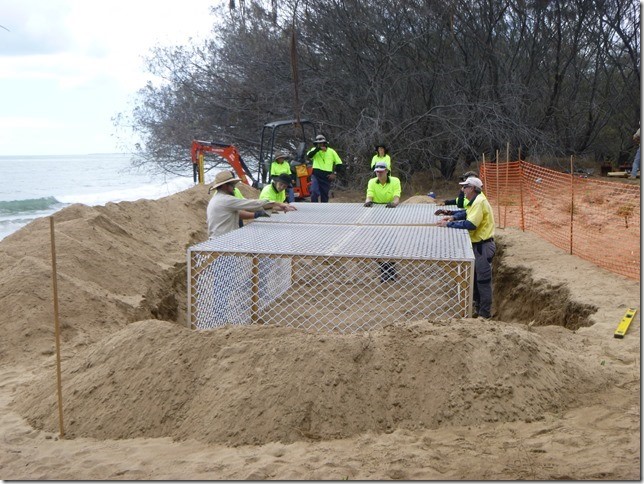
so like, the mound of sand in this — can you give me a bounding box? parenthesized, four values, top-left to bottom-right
(402, 195, 436, 204)
(0, 185, 210, 364)
(15, 316, 608, 446)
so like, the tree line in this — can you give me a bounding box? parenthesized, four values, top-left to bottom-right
(118, 0, 640, 184)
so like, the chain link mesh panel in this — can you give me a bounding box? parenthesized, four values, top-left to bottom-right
(188, 222, 474, 333)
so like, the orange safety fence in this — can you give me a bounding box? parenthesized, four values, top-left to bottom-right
(480, 160, 640, 280)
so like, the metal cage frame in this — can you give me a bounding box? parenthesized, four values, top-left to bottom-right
(187, 204, 475, 333)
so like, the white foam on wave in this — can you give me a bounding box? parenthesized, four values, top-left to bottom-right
(0, 218, 39, 241)
(0, 177, 198, 241)
(56, 177, 195, 206)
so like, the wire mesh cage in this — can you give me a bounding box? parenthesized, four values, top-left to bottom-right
(188, 208, 475, 333)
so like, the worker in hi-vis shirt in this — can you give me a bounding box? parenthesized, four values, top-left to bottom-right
(437, 176, 495, 319)
(370, 143, 392, 170)
(363, 161, 402, 282)
(437, 170, 479, 212)
(270, 150, 296, 202)
(364, 161, 401, 208)
(259, 174, 292, 203)
(306, 134, 343, 203)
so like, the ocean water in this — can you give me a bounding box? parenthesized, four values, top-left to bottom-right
(0, 153, 205, 241)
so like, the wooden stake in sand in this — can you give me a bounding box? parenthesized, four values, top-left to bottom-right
(495, 150, 500, 227)
(569, 155, 574, 255)
(49, 216, 65, 438)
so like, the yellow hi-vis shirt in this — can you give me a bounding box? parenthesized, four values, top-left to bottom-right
(370, 154, 391, 170)
(270, 160, 292, 177)
(233, 187, 244, 199)
(259, 183, 286, 203)
(465, 192, 495, 243)
(366, 176, 401, 204)
(307, 146, 343, 172)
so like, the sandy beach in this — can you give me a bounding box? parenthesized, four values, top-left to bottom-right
(0, 184, 639, 480)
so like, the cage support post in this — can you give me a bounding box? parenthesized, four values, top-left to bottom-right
(251, 256, 260, 324)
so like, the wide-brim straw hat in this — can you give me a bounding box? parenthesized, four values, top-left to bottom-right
(275, 150, 291, 160)
(211, 170, 242, 189)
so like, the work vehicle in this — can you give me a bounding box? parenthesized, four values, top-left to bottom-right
(190, 141, 257, 186)
(191, 118, 317, 200)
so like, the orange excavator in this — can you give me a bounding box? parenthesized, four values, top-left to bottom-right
(191, 141, 257, 187)
(191, 119, 317, 200)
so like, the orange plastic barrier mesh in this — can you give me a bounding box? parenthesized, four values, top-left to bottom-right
(480, 161, 640, 280)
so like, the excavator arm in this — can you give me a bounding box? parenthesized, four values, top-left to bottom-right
(191, 140, 258, 187)
(192, 119, 316, 199)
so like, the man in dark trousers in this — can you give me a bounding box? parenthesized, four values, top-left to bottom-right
(437, 176, 496, 319)
(306, 134, 343, 203)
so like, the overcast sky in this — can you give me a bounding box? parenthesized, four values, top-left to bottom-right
(1, 0, 215, 156)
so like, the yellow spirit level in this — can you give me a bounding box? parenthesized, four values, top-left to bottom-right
(614, 308, 637, 339)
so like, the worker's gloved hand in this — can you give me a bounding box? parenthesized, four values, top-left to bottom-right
(327, 173, 337, 181)
(385, 202, 397, 208)
(254, 210, 270, 218)
(434, 209, 453, 216)
(363, 201, 373, 207)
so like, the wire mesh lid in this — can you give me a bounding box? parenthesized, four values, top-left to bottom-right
(190, 223, 474, 261)
(254, 202, 455, 226)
